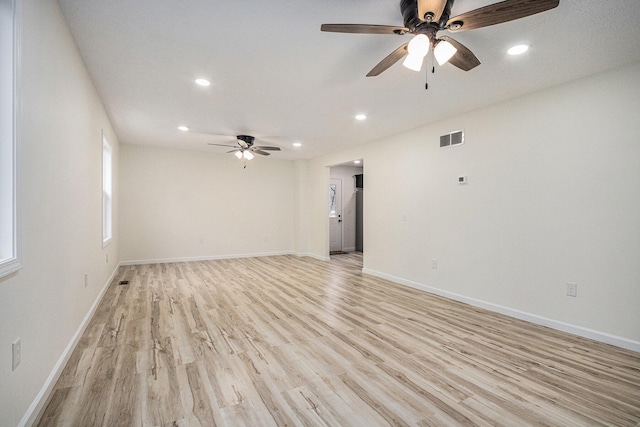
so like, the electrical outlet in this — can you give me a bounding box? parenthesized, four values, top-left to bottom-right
(12, 338, 21, 370)
(106, 253, 109, 263)
(432, 259, 438, 269)
(84, 273, 88, 287)
(566, 283, 577, 297)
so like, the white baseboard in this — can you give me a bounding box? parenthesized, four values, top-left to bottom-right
(362, 267, 640, 354)
(121, 250, 295, 266)
(294, 252, 331, 262)
(20, 264, 121, 427)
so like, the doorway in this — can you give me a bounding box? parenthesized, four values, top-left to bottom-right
(328, 162, 364, 258)
(329, 178, 343, 253)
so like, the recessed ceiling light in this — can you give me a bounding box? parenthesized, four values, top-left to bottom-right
(178, 126, 189, 132)
(353, 160, 361, 164)
(195, 78, 211, 87)
(293, 142, 302, 147)
(355, 114, 367, 121)
(507, 44, 529, 56)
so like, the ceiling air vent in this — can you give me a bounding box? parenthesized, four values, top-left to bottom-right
(440, 130, 464, 148)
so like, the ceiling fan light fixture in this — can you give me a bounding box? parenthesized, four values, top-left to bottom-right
(243, 151, 254, 160)
(234, 151, 243, 159)
(434, 40, 458, 65)
(403, 34, 430, 71)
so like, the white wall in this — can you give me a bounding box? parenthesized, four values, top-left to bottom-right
(120, 144, 295, 263)
(302, 62, 640, 351)
(330, 165, 363, 252)
(294, 159, 311, 256)
(0, 0, 120, 425)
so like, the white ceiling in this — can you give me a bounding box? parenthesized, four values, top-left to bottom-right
(57, 0, 640, 160)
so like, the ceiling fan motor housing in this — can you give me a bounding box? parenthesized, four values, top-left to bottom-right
(401, 0, 453, 35)
(237, 134, 255, 147)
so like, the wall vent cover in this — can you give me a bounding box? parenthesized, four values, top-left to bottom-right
(440, 130, 464, 148)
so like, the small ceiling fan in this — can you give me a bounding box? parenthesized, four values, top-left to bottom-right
(208, 135, 281, 161)
(321, 0, 559, 77)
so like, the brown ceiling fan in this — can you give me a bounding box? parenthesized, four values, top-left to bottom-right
(321, 0, 559, 77)
(208, 134, 281, 160)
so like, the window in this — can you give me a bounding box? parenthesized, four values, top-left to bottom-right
(102, 133, 112, 246)
(0, 0, 21, 279)
(329, 184, 337, 217)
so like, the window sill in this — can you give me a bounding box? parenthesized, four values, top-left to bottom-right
(0, 258, 22, 280)
(102, 238, 112, 249)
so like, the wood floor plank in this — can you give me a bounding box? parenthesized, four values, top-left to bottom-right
(36, 253, 640, 426)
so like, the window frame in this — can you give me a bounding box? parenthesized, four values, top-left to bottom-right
(0, 0, 22, 279)
(102, 131, 112, 247)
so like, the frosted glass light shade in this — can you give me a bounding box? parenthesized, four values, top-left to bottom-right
(403, 34, 430, 72)
(407, 34, 430, 57)
(434, 40, 457, 65)
(234, 151, 243, 159)
(402, 54, 424, 72)
(243, 151, 254, 160)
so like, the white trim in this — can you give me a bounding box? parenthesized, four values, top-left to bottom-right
(296, 252, 331, 262)
(362, 267, 640, 354)
(0, 0, 22, 279)
(20, 264, 121, 427)
(101, 131, 113, 247)
(120, 250, 295, 266)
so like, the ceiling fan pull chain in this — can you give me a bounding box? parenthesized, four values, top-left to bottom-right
(431, 48, 435, 74)
(424, 54, 427, 90)
(425, 52, 433, 90)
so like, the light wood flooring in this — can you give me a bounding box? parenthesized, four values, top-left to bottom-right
(37, 253, 640, 426)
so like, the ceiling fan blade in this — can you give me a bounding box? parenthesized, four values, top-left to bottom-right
(237, 140, 249, 149)
(447, 0, 559, 32)
(440, 36, 481, 71)
(321, 24, 409, 35)
(366, 43, 409, 77)
(253, 146, 281, 151)
(227, 149, 240, 154)
(208, 143, 237, 148)
(252, 150, 271, 156)
(417, 0, 447, 22)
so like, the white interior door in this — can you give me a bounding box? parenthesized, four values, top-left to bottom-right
(329, 178, 343, 252)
